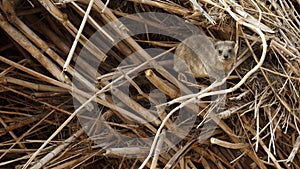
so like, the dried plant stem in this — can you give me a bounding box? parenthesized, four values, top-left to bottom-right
(287, 135, 300, 165)
(145, 69, 179, 98)
(63, 0, 94, 72)
(37, 0, 106, 61)
(1, 77, 67, 92)
(30, 129, 85, 169)
(0, 93, 70, 163)
(189, 0, 216, 25)
(244, 120, 283, 169)
(0, 14, 68, 83)
(210, 137, 249, 149)
(150, 129, 165, 169)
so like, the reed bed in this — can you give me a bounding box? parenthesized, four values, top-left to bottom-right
(0, 0, 299, 168)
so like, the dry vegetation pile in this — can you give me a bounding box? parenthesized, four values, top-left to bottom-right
(0, 0, 300, 168)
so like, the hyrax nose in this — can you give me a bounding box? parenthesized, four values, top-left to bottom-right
(224, 54, 228, 59)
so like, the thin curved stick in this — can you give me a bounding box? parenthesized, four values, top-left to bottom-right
(63, 0, 94, 71)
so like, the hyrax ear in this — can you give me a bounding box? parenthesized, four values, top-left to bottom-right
(229, 41, 238, 55)
(213, 41, 221, 49)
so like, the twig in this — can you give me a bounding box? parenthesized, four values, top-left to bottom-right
(210, 137, 249, 149)
(63, 0, 94, 71)
(150, 129, 165, 169)
(188, 0, 216, 25)
(101, 0, 110, 12)
(29, 129, 85, 169)
(287, 135, 300, 165)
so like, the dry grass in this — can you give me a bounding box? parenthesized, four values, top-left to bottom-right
(0, 0, 299, 168)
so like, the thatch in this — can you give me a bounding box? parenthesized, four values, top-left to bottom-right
(0, 0, 299, 168)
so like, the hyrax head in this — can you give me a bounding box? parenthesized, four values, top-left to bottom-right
(214, 41, 236, 63)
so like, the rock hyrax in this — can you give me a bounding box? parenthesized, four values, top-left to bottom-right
(173, 35, 236, 80)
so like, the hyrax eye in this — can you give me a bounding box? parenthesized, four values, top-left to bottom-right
(228, 49, 232, 53)
(218, 50, 222, 55)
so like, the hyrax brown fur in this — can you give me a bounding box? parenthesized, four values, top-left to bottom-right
(173, 35, 236, 81)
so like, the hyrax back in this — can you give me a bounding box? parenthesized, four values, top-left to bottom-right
(173, 35, 236, 80)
